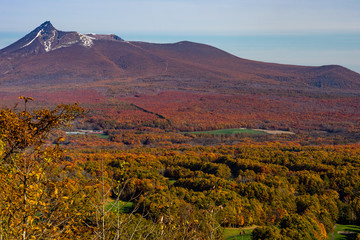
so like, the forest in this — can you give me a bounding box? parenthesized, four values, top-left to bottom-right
(1, 98, 360, 239)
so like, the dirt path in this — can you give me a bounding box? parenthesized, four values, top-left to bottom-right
(252, 129, 295, 135)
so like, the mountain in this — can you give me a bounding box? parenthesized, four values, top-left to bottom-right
(1, 21, 360, 93)
(1, 22, 360, 138)
(0, 21, 123, 55)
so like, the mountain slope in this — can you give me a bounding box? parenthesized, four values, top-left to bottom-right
(1, 21, 360, 93)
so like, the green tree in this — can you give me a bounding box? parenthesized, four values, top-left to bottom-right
(251, 226, 283, 240)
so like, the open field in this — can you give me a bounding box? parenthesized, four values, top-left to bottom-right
(224, 226, 258, 240)
(329, 224, 360, 240)
(189, 128, 295, 135)
(106, 200, 135, 214)
(93, 133, 110, 139)
(252, 129, 295, 135)
(189, 128, 265, 135)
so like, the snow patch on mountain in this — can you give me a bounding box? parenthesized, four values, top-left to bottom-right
(3, 22, 125, 55)
(22, 30, 43, 48)
(52, 41, 77, 51)
(79, 33, 95, 47)
(44, 30, 57, 52)
(20, 30, 97, 52)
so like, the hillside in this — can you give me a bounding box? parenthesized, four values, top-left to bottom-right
(1, 21, 360, 93)
(1, 21, 360, 139)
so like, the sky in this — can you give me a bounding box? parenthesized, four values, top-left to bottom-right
(0, 0, 360, 73)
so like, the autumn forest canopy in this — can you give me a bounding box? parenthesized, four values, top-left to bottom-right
(1, 21, 360, 239)
(0, 95, 359, 240)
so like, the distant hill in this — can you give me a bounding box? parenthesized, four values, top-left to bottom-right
(1, 22, 360, 138)
(1, 21, 360, 93)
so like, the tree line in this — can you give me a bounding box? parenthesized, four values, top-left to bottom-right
(1, 99, 360, 239)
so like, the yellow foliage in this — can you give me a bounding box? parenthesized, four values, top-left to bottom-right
(0, 98, 90, 239)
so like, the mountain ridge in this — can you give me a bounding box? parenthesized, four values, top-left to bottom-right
(0, 21, 123, 55)
(0, 21, 360, 94)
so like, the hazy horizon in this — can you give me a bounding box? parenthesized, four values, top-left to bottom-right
(1, 30, 359, 74)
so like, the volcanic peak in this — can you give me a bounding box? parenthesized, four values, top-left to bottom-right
(37, 21, 56, 32)
(0, 21, 124, 55)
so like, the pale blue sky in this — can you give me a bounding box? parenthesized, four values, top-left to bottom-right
(1, 0, 360, 72)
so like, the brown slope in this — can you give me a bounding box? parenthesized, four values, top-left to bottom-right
(0, 41, 166, 85)
(0, 45, 123, 86)
(1, 22, 360, 93)
(131, 41, 360, 90)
